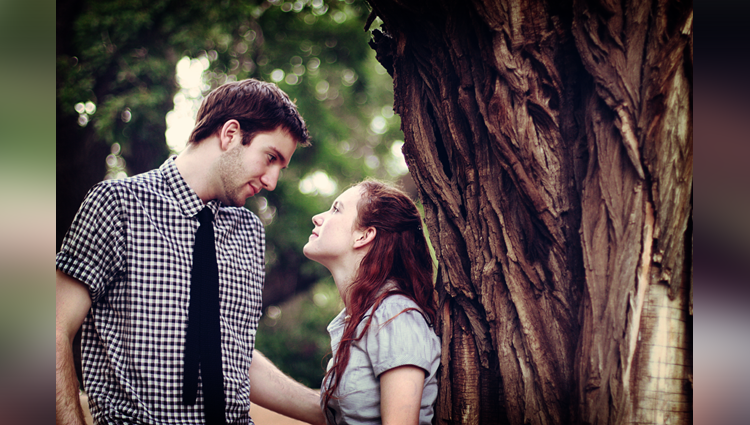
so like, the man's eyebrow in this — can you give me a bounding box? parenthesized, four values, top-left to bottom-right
(269, 147, 289, 169)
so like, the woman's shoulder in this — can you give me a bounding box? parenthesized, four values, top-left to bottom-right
(371, 294, 428, 326)
(382, 293, 419, 307)
(364, 294, 441, 376)
(374, 293, 418, 312)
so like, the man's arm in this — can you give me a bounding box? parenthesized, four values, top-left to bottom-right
(56, 270, 92, 425)
(248, 350, 325, 425)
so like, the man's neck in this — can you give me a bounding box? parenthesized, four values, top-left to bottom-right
(174, 139, 221, 204)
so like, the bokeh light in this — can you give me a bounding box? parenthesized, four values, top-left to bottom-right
(299, 170, 338, 197)
(385, 140, 409, 177)
(271, 68, 285, 82)
(369, 116, 387, 134)
(166, 56, 210, 153)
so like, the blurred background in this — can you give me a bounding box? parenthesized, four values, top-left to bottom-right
(0, 0, 743, 423)
(693, 2, 750, 424)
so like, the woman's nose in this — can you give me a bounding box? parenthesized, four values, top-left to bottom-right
(312, 213, 323, 225)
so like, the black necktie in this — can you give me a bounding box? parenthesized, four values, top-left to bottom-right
(183, 207, 226, 424)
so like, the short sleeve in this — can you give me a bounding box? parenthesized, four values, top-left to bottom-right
(56, 181, 125, 302)
(365, 297, 439, 378)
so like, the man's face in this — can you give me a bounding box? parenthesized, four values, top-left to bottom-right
(216, 127, 296, 207)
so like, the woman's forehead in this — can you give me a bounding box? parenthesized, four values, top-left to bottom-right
(337, 186, 363, 205)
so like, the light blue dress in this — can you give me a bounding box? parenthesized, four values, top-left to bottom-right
(322, 294, 441, 424)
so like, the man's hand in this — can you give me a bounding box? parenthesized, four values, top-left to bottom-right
(248, 350, 325, 425)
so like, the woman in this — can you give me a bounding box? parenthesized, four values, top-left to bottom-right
(303, 179, 441, 425)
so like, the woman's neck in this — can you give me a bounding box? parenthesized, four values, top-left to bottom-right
(328, 255, 364, 309)
(331, 270, 355, 309)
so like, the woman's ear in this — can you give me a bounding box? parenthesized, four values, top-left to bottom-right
(353, 227, 376, 249)
(219, 119, 242, 150)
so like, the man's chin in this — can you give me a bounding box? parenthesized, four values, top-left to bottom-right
(220, 196, 247, 208)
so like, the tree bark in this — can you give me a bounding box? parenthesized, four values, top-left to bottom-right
(365, 0, 692, 423)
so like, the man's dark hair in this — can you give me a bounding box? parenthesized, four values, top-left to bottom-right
(188, 78, 310, 146)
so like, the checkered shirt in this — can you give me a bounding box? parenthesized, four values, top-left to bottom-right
(56, 157, 265, 424)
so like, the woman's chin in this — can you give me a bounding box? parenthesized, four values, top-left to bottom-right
(302, 244, 315, 260)
(303, 248, 329, 269)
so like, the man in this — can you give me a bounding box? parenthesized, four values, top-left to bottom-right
(56, 79, 325, 425)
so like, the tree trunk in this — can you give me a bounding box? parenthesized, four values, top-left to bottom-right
(365, 0, 692, 423)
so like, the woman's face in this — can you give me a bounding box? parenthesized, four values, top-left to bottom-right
(303, 185, 364, 266)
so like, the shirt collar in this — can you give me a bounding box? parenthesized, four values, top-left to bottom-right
(328, 279, 400, 333)
(160, 156, 220, 218)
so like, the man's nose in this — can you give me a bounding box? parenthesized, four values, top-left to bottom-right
(260, 168, 281, 191)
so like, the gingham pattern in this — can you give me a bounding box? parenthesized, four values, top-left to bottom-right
(57, 157, 265, 424)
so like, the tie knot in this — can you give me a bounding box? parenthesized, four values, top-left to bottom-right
(197, 207, 214, 225)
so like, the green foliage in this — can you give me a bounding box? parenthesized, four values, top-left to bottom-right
(254, 278, 343, 388)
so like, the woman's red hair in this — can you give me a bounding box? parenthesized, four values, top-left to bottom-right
(321, 179, 437, 411)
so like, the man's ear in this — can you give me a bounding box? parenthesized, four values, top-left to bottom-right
(219, 119, 242, 151)
(353, 227, 377, 249)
